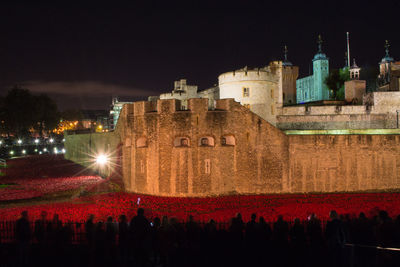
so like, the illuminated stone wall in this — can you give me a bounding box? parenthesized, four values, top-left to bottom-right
(277, 91, 400, 130)
(121, 98, 289, 196)
(65, 98, 400, 196)
(288, 134, 400, 192)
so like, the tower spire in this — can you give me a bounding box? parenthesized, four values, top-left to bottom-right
(385, 40, 391, 58)
(317, 34, 323, 53)
(284, 45, 288, 62)
(282, 45, 293, 66)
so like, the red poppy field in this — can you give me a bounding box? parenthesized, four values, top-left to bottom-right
(1, 155, 400, 223)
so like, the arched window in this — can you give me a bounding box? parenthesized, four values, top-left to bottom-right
(221, 135, 235, 146)
(136, 137, 147, 148)
(198, 136, 214, 147)
(174, 137, 190, 147)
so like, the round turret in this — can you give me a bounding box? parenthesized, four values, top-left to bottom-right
(218, 66, 278, 124)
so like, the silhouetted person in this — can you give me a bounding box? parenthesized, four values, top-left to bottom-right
(129, 208, 151, 266)
(105, 216, 117, 265)
(376, 210, 395, 247)
(34, 211, 48, 244)
(245, 213, 259, 265)
(85, 214, 96, 266)
(151, 217, 162, 266)
(158, 216, 173, 267)
(289, 218, 306, 266)
(85, 214, 95, 246)
(16, 211, 30, 267)
(228, 213, 244, 265)
(325, 210, 346, 267)
(94, 221, 106, 266)
(273, 215, 289, 267)
(185, 215, 202, 266)
(118, 214, 129, 267)
(245, 213, 258, 245)
(273, 215, 289, 244)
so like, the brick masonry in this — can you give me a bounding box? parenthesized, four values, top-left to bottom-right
(65, 98, 400, 196)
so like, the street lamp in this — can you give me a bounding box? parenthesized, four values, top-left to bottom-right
(96, 154, 108, 165)
(49, 138, 54, 143)
(34, 139, 39, 144)
(17, 139, 22, 145)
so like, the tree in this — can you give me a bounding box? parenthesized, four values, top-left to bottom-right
(1, 86, 60, 137)
(33, 94, 60, 137)
(3, 86, 36, 137)
(324, 69, 346, 100)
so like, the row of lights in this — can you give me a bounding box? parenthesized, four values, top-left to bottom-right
(0, 138, 66, 146)
(9, 148, 66, 156)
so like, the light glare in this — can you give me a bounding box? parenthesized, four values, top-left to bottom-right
(96, 154, 108, 165)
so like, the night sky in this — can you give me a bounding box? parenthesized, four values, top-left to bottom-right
(1, 1, 399, 110)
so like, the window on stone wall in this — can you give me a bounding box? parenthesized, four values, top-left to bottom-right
(271, 105, 274, 115)
(198, 136, 214, 147)
(205, 159, 211, 174)
(201, 138, 209, 146)
(243, 87, 250, 97)
(136, 137, 147, 148)
(221, 135, 235, 146)
(174, 137, 190, 147)
(180, 138, 188, 146)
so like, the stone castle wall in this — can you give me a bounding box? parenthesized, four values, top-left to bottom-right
(123, 98, 289, 196)
(288, 134, 400, 192)
(277, 91, 400, 130)
(65, 98, 400, 196)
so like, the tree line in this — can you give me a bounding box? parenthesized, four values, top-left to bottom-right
(0, 86, 60, 138)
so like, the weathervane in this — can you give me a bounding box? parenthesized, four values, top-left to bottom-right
(385, 40, 390, 57)
(284, 45, 288, 62)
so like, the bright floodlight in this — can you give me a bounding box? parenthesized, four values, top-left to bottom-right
(17, 139, 22, 144)
(34, 139, 39, 144)
(96, 154, 108, 165)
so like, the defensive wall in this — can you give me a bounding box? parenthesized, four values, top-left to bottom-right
(277, 91, 400, 130)
(65, 98, 400, 196)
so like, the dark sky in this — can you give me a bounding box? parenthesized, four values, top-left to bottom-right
(0, 1, 399, 110)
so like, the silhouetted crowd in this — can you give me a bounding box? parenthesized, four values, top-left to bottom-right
(2, 208, 400, 267)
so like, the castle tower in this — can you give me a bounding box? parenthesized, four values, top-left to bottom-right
(349, 58, 361, 80)
(281, 46, 299, 105)
(379, 40, 394, 79)
(218, 66, 278, 125)
(312, 35, 330, 100)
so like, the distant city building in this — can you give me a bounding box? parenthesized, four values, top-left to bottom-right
(296, 35, 330, 103)
(110, 97, 133, 130)
(80, 110, 110, 132)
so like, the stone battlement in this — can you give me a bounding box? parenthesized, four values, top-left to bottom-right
(218, 67, 278, 84)
(127, 98, 237, 116)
